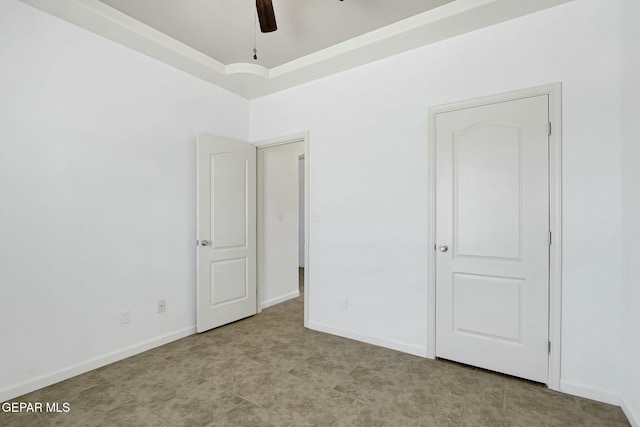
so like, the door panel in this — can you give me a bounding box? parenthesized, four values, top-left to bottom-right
(197, 134, 256, 333)
(435, 95, 549, 383)
(452, 273, 523, 342)
(210, 258, 247, 307)
(211, 152, 248, 250)
(454, 124, 521, 259)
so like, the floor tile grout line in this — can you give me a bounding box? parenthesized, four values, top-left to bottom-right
(210, 346, 366, 426)
(95, 368, 196, 424)
(499, 378, 507, 411)
(204, 390, 256, 426)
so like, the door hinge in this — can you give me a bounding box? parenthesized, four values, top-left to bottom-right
(548, 341, 551, 354)
(548, 121, 552, 136)
(548, 231, 552, 246)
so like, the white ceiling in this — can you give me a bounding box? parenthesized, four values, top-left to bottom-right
(19, 0, 572, 99)
(97, 0, 455, 69)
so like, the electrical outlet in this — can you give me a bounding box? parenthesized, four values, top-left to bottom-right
(158, 299, 166, 313)
(119, 309, 130, 324)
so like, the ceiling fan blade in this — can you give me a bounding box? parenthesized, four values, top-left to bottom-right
(256, 0, 277, 33)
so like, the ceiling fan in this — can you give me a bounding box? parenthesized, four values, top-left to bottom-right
(256, 0, 277, 33)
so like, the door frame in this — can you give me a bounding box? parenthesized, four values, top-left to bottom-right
(426, 83, 562, 390)
(254, 132, 310, 328)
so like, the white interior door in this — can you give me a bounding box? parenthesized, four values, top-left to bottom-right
(197, 134, 256, 333)
(435, 95, 550, 382)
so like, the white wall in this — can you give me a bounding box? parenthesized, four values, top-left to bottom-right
(258, 142, 304, 308)
(0, 0, 249, 400)
(250, 0, 625, 403)
(621, 0, 640, 423)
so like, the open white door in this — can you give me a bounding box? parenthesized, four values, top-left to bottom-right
(197, 134, 256, 333)
(434, 95, 550, 383)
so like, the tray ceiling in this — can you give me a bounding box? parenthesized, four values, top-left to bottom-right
(19, 0, 573, 99)
(98, 0, 455, 69)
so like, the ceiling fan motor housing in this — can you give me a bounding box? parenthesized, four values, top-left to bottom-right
(256, 0, 277, 33)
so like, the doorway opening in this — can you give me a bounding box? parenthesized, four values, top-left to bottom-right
(298, 154, 305, 300)
(256, 133, 310, 328)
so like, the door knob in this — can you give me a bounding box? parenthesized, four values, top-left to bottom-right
(438, 244, 448, 252)
(200, 240, 210, 246)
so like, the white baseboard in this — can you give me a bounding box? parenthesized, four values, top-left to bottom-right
(307, 321, 427, 357)
(0, 326, 196, 403)
(622, 398, 640, 427)
(560, 380, 622, 406)
(261, 290, 299, 309)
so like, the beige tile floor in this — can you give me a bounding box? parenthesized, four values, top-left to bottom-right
(1, 271, 630, 426)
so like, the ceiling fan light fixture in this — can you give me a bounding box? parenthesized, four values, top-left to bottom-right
(256, 0, 277, 33)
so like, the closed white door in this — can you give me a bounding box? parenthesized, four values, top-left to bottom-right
(435, 95, 550, 382)
(197, 134, 256, 333)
